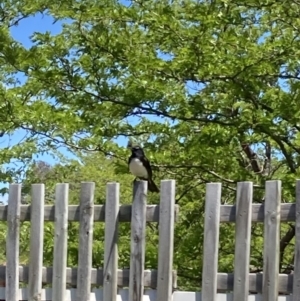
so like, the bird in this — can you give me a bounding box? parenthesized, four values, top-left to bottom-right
(127, 144, 159, 193)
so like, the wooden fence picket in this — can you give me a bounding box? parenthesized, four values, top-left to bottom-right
(233, 182, 253, 301)
(157, 180, 176, 301)
(6, 184, 21, 301)
(103, 182, 119, 301)
(28, 184, 45, 301)
(52, 183, 69, 301)
(201, 183, 222, 301)
(263, 181, 281, 301)
(77, 182, 95, 301)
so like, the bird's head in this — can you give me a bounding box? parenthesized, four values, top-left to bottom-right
(127, 140, 141, 150)
(127, 141, 144, 155)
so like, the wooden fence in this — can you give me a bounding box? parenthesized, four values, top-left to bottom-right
(2, 179, 300, 300)
(0, 180, 178, 301)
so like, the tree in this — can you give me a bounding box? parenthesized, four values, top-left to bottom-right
(1, 0, 300, 290)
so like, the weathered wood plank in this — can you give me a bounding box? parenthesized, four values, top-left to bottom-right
(233, 182, 253, 301)
(6, 184, 21, 301)
(103, 182, 119, 301)
(28, 184, 45, 301)
(263, 180, 281, 301)
(0, 266, 177, 287)
(77, 182, 95, 301)
(0, 274, 297, 299)
(0, 204, 179, 222)
(157, 180, 176, 301)
(201, 183, 222, 301)
(52, 184, 69, 301)
(220, 203, 294, 223)
(129, 181, 147, 301)
(217, 273, 294, 294)
(5, 201, 300, 223)
(293, 180, 300, 301)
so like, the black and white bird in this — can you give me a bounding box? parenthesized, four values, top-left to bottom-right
(127, 144, 159, 193)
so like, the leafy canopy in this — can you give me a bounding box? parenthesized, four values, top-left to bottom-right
(1, 0, 300, 289)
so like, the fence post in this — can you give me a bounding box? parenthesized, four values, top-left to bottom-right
(129, 181, 147, 301)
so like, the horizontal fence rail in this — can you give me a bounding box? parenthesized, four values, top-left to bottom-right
(220, 203, 296, 223)
(1, 180, 177, 301)
(0, 266, 177, 288)
(0, 204, 179, 222)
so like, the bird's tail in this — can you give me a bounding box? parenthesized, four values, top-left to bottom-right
(147, 178, 160, 193)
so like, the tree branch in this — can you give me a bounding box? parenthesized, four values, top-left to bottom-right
(280, 225, 295, 273)
(241, 143, 261, 173)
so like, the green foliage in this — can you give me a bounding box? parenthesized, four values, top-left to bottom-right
(1, 0, 300, 290)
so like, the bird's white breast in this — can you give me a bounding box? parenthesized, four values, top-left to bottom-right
(129, 158, 148, 178)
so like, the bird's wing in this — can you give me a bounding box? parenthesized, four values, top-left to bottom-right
(140, 156, 153, 178)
